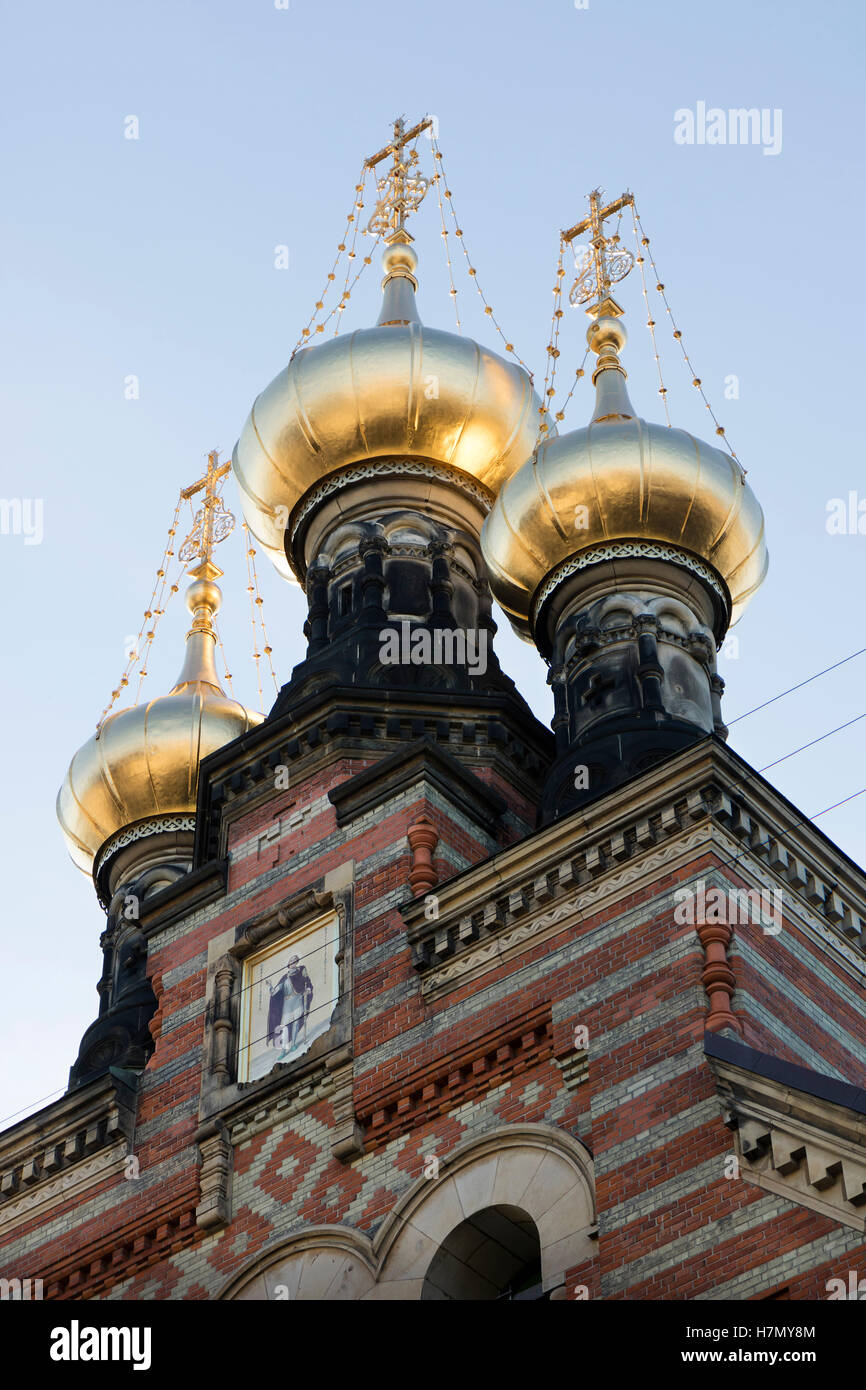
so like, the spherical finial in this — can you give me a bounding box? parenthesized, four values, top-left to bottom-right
(381, 241, 419, 279)
(587, 315, 628, 358)
(186, 578, 221, 617)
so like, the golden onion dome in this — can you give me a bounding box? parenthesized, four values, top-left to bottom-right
(233, 239, 544, 580)
(481, 314, 768, 640)
(57, 568, 262, 876)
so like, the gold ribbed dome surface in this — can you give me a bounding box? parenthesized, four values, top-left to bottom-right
(233, 244, 543, 579)
(57, 575, 262, 875)
(482, 316, 768, 636)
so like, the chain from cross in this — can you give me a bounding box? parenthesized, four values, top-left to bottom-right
(365, 115, 433, 241)
(562, 189, 635, 315)
(179, 449, 235, 569)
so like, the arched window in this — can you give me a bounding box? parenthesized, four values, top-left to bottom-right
(422, 1205, 545, 1301)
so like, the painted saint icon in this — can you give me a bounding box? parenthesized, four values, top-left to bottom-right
(267, 954, 314, 1061)
(238, 911, 340, 1083)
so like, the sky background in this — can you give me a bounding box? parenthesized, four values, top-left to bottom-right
(1, 0, 864, 1123)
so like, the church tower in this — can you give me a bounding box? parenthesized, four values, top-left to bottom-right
(1, 137, 864, 1304)
(56, 452, 262, 1088)
(481, 189, 767, 820)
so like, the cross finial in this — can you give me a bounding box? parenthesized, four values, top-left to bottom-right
(179, 448, 234, 578)
(365, 114, 433, 242)
(562, 189, 635, 319)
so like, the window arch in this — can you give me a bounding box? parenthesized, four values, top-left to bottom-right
(374, 1124, 595, 1299)
(219, 1125, 595, 1300)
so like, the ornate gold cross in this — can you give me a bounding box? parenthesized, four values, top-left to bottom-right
(562, 188, 635, 317)
(365, 115, 433, 242)
(179, 449, 234, 577)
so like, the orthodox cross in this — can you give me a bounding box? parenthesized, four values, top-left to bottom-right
(562, 188, 635, 316)
(365, 115, 433, 241)
(580, 669, 617, 709)
(179, 448, 234, 577)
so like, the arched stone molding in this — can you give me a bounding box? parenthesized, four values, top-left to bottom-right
(219, 1227, 376, 1301)
(219, 1125, 595, 1300)
(369, 1124, 595, 1299)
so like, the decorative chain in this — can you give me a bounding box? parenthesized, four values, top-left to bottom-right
(555, 346, 590, 425)
(291, 161, 373, 354)
(535, 235, 566, 446)
(212, 616, 235, 697)
(333, 168, 371, 337)
(430, 135, 533, 379)
(432, 166, 461, 331)
(97, 496, 184, 730)
(242, 521, 279, 709)
(631, 202, 745, 476)
(630, 207, 671, 426)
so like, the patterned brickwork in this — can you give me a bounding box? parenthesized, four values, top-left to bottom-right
(2, 740, 865, 1300)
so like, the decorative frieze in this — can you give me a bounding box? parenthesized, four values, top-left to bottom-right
(44, 1197, 200, 1300)
(403, 740, 866, 1000)
(531, 540, 728, 629)
(94, 815, 196, 881)
(357, 1004, 553, 1151)
(288, 457, 495, 543)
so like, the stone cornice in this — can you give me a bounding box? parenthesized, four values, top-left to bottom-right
(0, 1070, 136, 1238)
(402, 738, 866, 996)
(328, 738, 506, 833)
(228, 887, 335, 962)
(707, 1034, 866, 1232)
(193, 686, 553, 867)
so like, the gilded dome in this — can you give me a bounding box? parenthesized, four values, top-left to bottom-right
(481, 315, 768, 639)
(57, 573, 262, 875)
(233, 243, 543, 580)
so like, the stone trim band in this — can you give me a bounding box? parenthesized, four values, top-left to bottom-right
(288, 457, 495, 547)
(94, 815, 197, 880)
(531, 540, 729, 630)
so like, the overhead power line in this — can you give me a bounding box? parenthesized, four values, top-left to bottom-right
(758, 712, 866, 773)
(0, 1084, 66, 1129)
(812, 786, 866, 821)
(728, 647, 866, 726)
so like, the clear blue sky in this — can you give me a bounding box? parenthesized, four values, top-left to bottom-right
(1, 0, 864, 1122)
